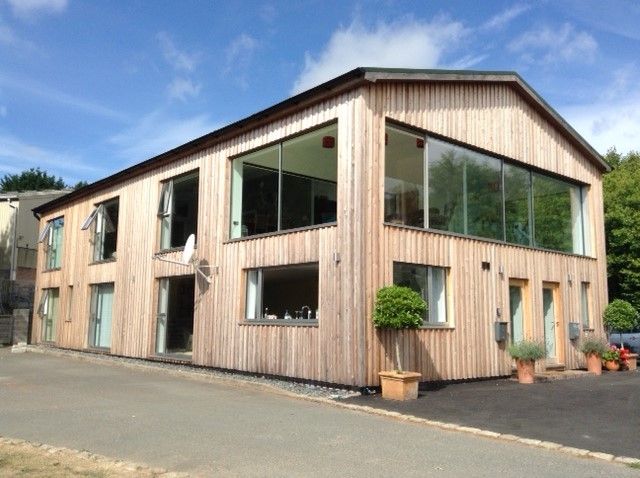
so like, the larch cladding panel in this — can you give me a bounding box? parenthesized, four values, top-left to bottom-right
(362, 81, 607, 384)
(33, 89, 370, 386)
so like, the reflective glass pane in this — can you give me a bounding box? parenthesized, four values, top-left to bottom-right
(504, 164, 532, 246)
(384, 126, 424, 227)
(465, 151, 503, 240)
(427, 139, 465, 233)
(533, 173, 575, 252)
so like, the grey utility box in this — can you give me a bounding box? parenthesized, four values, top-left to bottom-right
(568, 322, 581, 341)
(494, 321, 508, 342)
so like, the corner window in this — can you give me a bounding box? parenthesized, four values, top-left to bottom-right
(393, 262, 448, 325)
(156, 276, 195, 359)
(230, 123, 337, 238)
(158, 172, 199, 250)
(245, 263, 319, 322)
(37, 288, 59, 342)
(38, 217, 64, 270)
(383, 122, 588, 255)
(81, 198, 119, 262)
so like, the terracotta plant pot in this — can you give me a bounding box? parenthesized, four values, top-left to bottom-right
(378, 371, 422, 400)
(604, 360, 620, 372)
(585, 352, 602, 375)
(516, 359, 535, 384)
(627, 353, 638, 371)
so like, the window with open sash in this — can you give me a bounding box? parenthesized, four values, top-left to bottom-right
(245, 263, 319, 323)
(38, 217, 64, 270)
(37, 288, 59, 342)
(157, 172, 199, 250)
(81, 198, 119, 262)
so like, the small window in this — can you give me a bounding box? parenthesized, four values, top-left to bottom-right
(39, 217, 64, 270)
(158, 172, 199, 250)
(581, 282, 591, 330)
(66, 285, 73, 322)
(81, 199, 119, 262)
(393, 262, 449, 325)
(245, 263, 319, 322)
(38, 288, 59, 342)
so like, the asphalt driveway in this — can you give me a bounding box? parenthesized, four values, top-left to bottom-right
(348, 372, 640, 458)
(1, 349, 638, 476)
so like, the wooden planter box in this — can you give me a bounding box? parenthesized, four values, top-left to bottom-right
(379, 371, 422, 400)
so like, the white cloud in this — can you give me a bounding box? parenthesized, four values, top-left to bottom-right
(156, 32, 199, 72)
(0, 73, 127, 121)
(482, 4, 530, 30)
(292, 17, 467, 94)
(561, 67, 640, 155)
(5, 0, 68, 19)
(0, 133, 105, 183)
(509, 23, 597, 64)
(109, 109, 220, 162)
(225, 33, 258, 88)
(0, 17, 36, 51)
(167, 77, 201, 102)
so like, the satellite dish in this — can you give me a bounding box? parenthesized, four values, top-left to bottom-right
(181, 234, 195, 264)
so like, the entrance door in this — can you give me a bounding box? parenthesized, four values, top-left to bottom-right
(542, 283, 562, 364)
(155, 276, 195, 359)
(89, 283, 114, 349)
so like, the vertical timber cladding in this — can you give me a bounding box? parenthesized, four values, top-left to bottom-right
(365, 81, 607, 384)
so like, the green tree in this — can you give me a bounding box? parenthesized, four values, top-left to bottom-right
(73, 180, 89, 190)
(0, 167, 66, 192)
(604, 149, 640, 311)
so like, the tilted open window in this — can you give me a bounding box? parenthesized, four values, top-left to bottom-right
(81, 198, 119, 262)
(157, 172, 199, 250)
(38, 217, 64, 270)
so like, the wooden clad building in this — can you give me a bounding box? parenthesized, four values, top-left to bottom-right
(31, 68, 609, 387)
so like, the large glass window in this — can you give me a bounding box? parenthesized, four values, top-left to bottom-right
(156, 276, 195, 358)
(37, 288, 59, 342)
(383, 123, 588, 255)
(384, 127, 424, 227)
(532, 173, 584, 254)
(39, 217, 64, 270)
(393, 262, 448, 325)
(245, 263, 319, 322)
(158, 172, 199, 250)
(230, 124, 337, 238)
(89, 283, 114, 349)
(81, 198, 119, 261)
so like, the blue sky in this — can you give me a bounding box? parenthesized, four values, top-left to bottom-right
(1, 0, 639, 185)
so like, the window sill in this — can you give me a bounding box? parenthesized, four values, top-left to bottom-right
(89, 258, 117, 266)
(42, 267, 61, 273)
(420, 323, 454, 330)
(240, 319, 319, 327)
(156, 244, 197, 255)
(383, 223, 597, 260)
(226, 222, 337, 243)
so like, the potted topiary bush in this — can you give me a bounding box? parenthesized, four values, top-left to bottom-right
(373, 285, 426, 400)
(579, 336, 608, 375)
(603, 299, 639, 370)
(508, 340, 546, 384)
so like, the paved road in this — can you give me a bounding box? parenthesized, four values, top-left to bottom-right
(0, 349, 637, 477)
(349, 372, 640, 459)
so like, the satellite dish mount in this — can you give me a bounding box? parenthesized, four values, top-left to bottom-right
(152, 234, 212, 283)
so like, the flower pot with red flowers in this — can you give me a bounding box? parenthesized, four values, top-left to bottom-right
(602, 346, 621, 371)
(579, 337, 608, 375)
(508, 340, 546, 384)
(373, 285, 426, 400)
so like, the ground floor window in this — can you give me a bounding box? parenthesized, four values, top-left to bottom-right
(245, 263, 319, 322)
(392, 262, 448, 325)
(38, 288, 59, 342)
(156, 276, 195, 358)
(580, 282, 591, 330)
(89, 283, 114, 349)
(509, 281, 527, 344)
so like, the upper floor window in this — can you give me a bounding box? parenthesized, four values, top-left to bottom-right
(230, 123, 338, 239)
(81, 198, 119, 262)
(384, 123, 589, 255)
(38, 217, 64, 270)
(158, 172, 199, 250)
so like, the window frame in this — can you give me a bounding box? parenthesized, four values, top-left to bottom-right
(39, 216, 64, 270)
(229, 121, 338, 240)
(241, 263, 320, 326)
(81, 198, 119, 263)
(157, 170, 199, 251)
(392, 261, 452, 328)
(383, 120, 590, 257)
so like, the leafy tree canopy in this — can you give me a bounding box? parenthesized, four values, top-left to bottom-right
(603, 149, 640, 310)
(0, 167, 67, 192)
